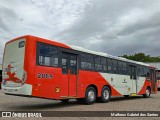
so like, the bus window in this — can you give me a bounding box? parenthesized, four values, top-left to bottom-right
(19, 41, 25, 48)
(81, 54, 86, 69)
(86, 54, 94, 70)
(39, 44, 49, 66)
(117, 61, 122, 74)
(37, 43, 58, 67)
(49, 46, 58, 67)
(122, 62, 127, 74)
(101, 57, 107, 71)
(112, 60, 117, 74)
(107, 59, 112, 73)
(95, 56, 102, 71)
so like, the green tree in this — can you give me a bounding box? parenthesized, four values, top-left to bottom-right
(120, 53, 160, 62)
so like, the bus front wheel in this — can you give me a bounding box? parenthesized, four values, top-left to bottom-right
(84, 86, 96, 105)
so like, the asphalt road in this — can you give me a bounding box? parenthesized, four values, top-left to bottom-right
(0, 90, 160, 120)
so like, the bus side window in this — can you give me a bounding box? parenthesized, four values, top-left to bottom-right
(122, 62, 127, 75)
(95, 56, 102, 71)
(49, 46, 58, 67)
(101, 57, 107, 71)
(39, 44, 50, 66)
(138, 66, 143, 77)
(81, 54, 86, 69)
(107, 59, 112, 73)
(117, 61, 122, 74)
(86, 54, 94, 70)
(37, 43, 58, 67)
(112, 60, 117, 74)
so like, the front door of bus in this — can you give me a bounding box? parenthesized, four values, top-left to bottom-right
(61, 52, 77, 97)
(130, 65, 137, 93)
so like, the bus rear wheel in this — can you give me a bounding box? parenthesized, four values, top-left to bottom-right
(143, 87, 151, 98)
(84, 86, 96, 105)
(100, 86, 111, 103)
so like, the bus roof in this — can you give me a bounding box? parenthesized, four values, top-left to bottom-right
(69, 45, 150, 67)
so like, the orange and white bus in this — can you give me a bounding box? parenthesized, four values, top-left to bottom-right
(1, 35, 158, 104)
(156, 72, 160, 89)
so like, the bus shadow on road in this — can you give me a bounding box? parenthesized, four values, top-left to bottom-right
(4, 96, 149, 110)
(109, 96, 144, 102)
(5, 100, 82, 110)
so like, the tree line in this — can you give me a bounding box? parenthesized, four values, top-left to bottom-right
(120, 53, 160, 62)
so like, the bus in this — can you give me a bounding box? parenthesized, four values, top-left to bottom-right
(156, 72, 160, 89)
(1, 35, 158, 104)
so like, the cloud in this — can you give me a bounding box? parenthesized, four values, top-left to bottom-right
(0, 0, 160, 64)
(56, 0, 160, 56)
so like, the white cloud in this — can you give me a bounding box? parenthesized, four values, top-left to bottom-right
(0, 0, 160, 64)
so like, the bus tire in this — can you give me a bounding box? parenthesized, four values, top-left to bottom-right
(143, 87, 151, 98)
(61, 99, 69, 103)
(84, 86, 96, 105)
(100, 86, 111, 103)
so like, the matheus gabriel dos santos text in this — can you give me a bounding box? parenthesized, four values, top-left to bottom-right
(111, 112, 159, 117)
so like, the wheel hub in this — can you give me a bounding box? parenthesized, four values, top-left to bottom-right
(88, 90, 95, 101)
(103, 90, 109, 100)
(146, 89, 150, 96)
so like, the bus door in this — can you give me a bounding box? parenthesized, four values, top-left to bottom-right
(61, 52, 78, 97)
(129, 65, 137, 94)
(150, 69, 157, 93)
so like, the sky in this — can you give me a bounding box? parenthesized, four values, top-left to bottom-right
(0, 0, 160, 63)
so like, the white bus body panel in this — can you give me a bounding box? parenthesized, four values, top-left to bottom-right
(100, 73, 145, 95)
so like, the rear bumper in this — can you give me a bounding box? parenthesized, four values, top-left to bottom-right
(1, 84, 32, 95)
